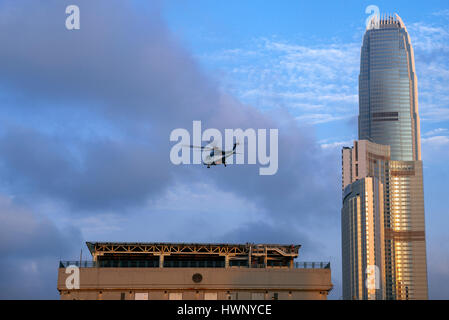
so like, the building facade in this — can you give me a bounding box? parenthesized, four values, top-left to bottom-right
(359, 14, 421, 162)
(342, 177, 386, 300)
(57, 242, 333, 300)
(341, 14, 428, 300)
(342, 140, 390, 300)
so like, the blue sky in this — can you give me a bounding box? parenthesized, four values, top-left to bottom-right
(163, 0, 449, 141)
(0, 0, 448, 299)
(162, 0, 449, 299)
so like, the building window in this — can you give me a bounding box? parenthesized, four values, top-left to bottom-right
(135, 293, 148, 300)
(228, 292, 238, 300)
(251, 292, 265, 300)
(120, 292, 125, 300)
(204, 293, 218, 300)
(169, 293, 183, 300)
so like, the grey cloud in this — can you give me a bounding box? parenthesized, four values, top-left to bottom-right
(427, 234, 449, 300)
(0, 0, 342, 299)
(0, 195, 83, 299)
(218, 221, 322, 256)
(428, 264, 449, 299)
(0, 256, 61, 299)
(0, 1, 445, 300)
(0, 126, 172, 211)
(0, 195, 81, 258)
(0, 0, 340, 223)
(0, 0, 217, 128)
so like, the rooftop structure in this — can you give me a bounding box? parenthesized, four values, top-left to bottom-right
(58, 242, 332, 300)
(81, 242, 302, 269)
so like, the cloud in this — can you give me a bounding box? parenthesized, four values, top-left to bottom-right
(319, 139, 354, 150)
(432, 9, 449, 18)
(199, 37, 360, 126)
(422, 135, 449, 146)
(427, 234, 449, 300)
(0, 0, 445, 300)
(0, 126, 173, 211)
(0, 0, 343, 300)
(219, 221, 322, 259)
(198, 19, 449, 128)
(421, 128, 449, 161)
(0, 0, 340, 225)
(0, 195, 83, 299)
(0, 195, 81, 257)
(407, 22, 449, 123)
(296, 113, 352, 125)
(423, 128, 448, 136)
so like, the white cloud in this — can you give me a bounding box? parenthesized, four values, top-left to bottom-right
(199, 20, 449, 126)
(320, 140, 354, 150)
(432, 9, 449, 18)
(409, 22, 449, 52)
(200, 37, 360, 126)
(421, 135, 449, 146)
(423, 128, 448, 137)
(421, 135, 449, 163)
(296, 113, 352, 125)
(407, 22, 449, 122)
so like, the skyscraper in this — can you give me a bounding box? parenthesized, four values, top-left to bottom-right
(342, 140, 390, 300)
(341, 14, 428, 300)
(359, 14, 421, 162)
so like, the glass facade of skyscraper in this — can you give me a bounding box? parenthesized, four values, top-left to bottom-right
(342, 14, 428, 300)
(359, 15, 421, 162)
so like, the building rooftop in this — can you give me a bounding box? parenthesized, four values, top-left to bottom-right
(75, 242, 307, 269)
(367, 13, 406, 30)
(86, 241, 301, 256)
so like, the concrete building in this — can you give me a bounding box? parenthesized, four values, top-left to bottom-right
(342, 140, 390, 300)
(342, 177, 386, 300)
(57, 242, 333, 300)
(341, 14, 428, 300)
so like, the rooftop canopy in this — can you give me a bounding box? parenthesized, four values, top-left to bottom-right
(86, 242, 301, 268)
(87, 242, 300, 256)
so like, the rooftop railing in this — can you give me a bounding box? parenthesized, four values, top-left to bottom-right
(59, 261, 330, 269)
(295, 262, 331, 269)
(59, 260, 159, 268)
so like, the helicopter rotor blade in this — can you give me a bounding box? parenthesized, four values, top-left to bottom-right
(181, 145, 216, 151)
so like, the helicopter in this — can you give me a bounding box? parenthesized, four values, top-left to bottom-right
(185, 142, 240, 168)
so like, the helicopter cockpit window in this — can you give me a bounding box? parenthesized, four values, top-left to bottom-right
(210, 150, 214, 157)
